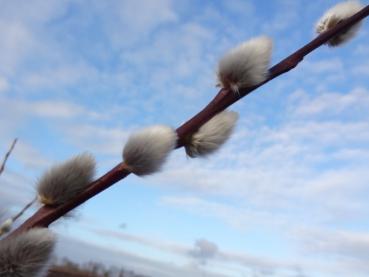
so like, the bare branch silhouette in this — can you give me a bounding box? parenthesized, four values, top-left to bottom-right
(11, 197, 38, 223)
(0, 138, 17, 177)
(0, 197, 37, 237)
(0, 138, 36, 237)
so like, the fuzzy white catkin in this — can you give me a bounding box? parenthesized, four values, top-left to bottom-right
(0, 218, 13, 236)
(37, 153, 96, 206)
(0, 228, 55, 277)
(123, 125, 177, 176)
(217, 36, 273, 92)
(316, 0, 364, 46)
(185, 110, 239, 158)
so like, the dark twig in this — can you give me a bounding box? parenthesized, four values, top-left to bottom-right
(0, 138, 17, 177)
(8, 5, 369, 237)
(11, 196, 38, 222)
(0, 197, 37, 237)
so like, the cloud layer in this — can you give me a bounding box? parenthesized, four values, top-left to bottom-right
(1, 0, 369, 276)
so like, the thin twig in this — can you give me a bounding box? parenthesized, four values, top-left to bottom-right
(11, 196, 37, 222)
(8, 5, 369, 238)
(0, 197, 37, 237)
(0, 138, 17, 177)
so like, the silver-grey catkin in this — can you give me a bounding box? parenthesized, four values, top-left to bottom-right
(316, 0, 364, 46)
(37, 153, 96, 206)
(0, 228, 55, 277)
(0, 219, 13, 237)
(123, 125, 177, 176)
(217, 36, 273, 92)
(185, 110, 239, 158)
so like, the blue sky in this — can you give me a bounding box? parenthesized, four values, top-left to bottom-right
(1, 0, 369, 276)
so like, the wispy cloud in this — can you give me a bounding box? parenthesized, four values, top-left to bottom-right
(0, 76, 9, 92)
(289, 87, 369, 117)
(293, 227, 369, 276)
(89, 227, 308, 277)
(57, 232, 228, 277)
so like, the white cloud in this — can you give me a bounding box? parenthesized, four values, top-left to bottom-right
(0, 2, 368, 276)
(91, 0, 177, 48)
(354, 44, 369, 56)
(261, 0, 299, 34)
(289, 57, 346, 87)
(0, 94, 104, 120)
(293, 227, 369, 276)
(160, 196, 287, 230)
(289, 87, 369, 117)
(0, 20, 35, 74)
(154, 115, 369, 210)
(12, 141, 51, 171)
(61, 123, 130, 156)
(0, 76, 9, 92)
(0, 1, 71, 75)
(296, 227, 369, 258)
(0, 0, 69, 24)
(57, 233, 228, 277)
(119, 20, 217, 102)
(20, 63, 99, 90)
(352, 64, 369, 76)
(302, 58, 344, 74)
(0, 169, 36, 206)
(160, 195, 369, 276)
(89, 227, 309, 277)
(146, 85, 369, 229)
(27, 100, 99, 119)
(188, 239, 219, 265)
(220, 0, 255, 16)
(93, 228, 189, 256)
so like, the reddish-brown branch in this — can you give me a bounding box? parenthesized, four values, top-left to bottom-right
(9, 163, 131, 237)
(0, 138, 17, 177)
(7, 5, 369, 237)
(177, 4, 369, 145)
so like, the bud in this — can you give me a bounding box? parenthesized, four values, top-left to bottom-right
(316, 0, 364, 46)
(0, 228, 55, 276)
(185, 110, 239, 158)
(123, 125, 177, 175)
(217, 36, 273, 92)
(37, 153, 96, 205)
(0, 218, 13, 236)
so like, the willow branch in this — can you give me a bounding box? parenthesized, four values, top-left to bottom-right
(8, 5, 369, 237)
(9, 163, 131, 237)
(177, 4, 369, 145)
